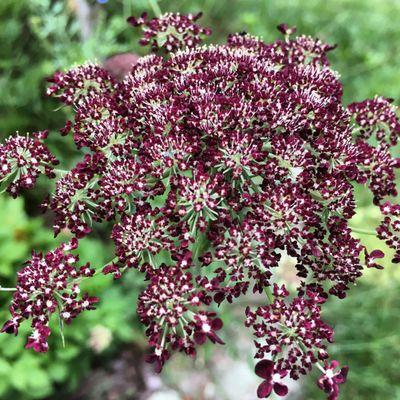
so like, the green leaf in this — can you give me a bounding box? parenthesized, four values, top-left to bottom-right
(56, 345, 80, 361)
(153, 249, 175, 267)
(0, 358, 11, 376)
(149, 184, 171, 209)
(48, 362, 69, 383)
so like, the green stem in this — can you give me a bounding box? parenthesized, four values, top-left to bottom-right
(57, 302, 66, 348)
(94, 256, 119, 277)
(149, 0, 162, 17)
(74, 256, 119, 284)
(263, 286, 274, 303)
(350, 226, 377, 236)
(53, 168, 69, 176)
(0, 286, 16, 292)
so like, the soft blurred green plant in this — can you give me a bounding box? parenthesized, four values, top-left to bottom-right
(0, 196, 49, 279)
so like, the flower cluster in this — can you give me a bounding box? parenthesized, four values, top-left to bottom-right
(1, 11, 400, 399)
(377, 202, 400, 263)
(128, 12, 211, 52)
(42, 153, 106, 237)
(0, 131, 58, 197)
(46, 63, 116, 105)
(137, 265, 223, 371)
(246, 285, 333, 380)
(1, 240, 98, 352)
(348, 96, 400, 146)
(111, 208, 173, 271)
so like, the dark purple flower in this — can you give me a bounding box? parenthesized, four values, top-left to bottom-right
(137, 265, 223, 371)
(317, 360, 349, 400)
(25, 324, 51, 353)
(377, 202, 400, 263)
(1, 240, 97, 352)
(128, 12, 211, 52)
(246, 292, 334, 379)
(277, 23, 297, 36)
(365, 249, 385, 269)
(0, 132, 58, 197)
(0, 14, 398, 399)
(255, 360, 288, 398)
(348, 96, 400, 146)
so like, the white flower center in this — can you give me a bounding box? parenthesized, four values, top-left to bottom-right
(325, 369, 334, 379)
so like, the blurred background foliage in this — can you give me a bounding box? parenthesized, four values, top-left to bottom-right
(0, 0, 399, 399)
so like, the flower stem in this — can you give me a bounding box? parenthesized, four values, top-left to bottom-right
(94, 256, 119, 277)
(350, 226, 377, 236)
(0, 286, 16, 292)
(264, 286, 274, 303)
(54, 168, 69, 176)
(74, 256, 119, 285)
(316, 361, 326, 373)
(149, 0, 162, 17)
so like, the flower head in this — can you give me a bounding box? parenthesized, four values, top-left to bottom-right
(0, 132, 58, 197)
(246, 291, 334, 379)
(1, 240, 98, 352)
(111, 209, 173, 270)
(128, 12, 211, 52)
(138, 265, 223, 371)
(348, 96, 400, 146)
(1, 14, 398, 399)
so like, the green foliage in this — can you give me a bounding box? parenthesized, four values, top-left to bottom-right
(0, 196, 48, 279)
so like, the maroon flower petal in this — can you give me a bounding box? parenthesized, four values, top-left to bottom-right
(194, 331, 206, 345)
(255, 360, 274, 379)
(369, 249, 385, 259)
(211, 317, 223, 330)
(335, 366, 349, 383)
(257, 380, 273, 398)
(208, 331, 225, 345)
(273, 382, 289, 397)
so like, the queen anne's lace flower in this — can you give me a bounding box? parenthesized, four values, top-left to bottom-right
(1, 240, 97, 352)
(348, 96, 400, 146)
(137, 264, 223, 371)
(246, 287, 333, 380)
(128, 12, 211, 52)
(0, 131, 58, 197)
(1, 14, 399, 399)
